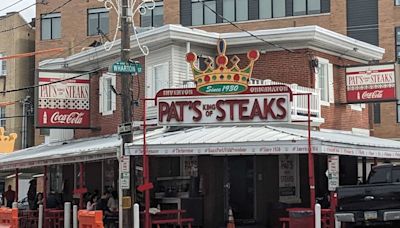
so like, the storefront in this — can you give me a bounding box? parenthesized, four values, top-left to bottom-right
(0, 135, 120, 208)
(126, 125, 400, 227)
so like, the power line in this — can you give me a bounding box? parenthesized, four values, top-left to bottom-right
(0, 68, 101, 94)
(0, 0, 73, 34)
(0, 0, 25, 13)
(199, 0, 295, 53)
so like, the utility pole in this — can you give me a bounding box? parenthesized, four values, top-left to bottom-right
(120, 0, 134, 227)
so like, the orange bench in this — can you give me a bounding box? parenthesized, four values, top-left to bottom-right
(0, 208, 18, 228)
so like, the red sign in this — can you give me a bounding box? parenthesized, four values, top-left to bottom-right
(156, 85, 292, 126)
(37, 71, 90, 128)
(346, 64, 396, 103)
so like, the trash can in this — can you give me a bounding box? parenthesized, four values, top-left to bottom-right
(288, 208, 314, 228)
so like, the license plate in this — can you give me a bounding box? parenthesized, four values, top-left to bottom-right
(364, 211, 378, 220)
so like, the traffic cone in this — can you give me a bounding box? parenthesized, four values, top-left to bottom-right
(227, 208, 235, 228)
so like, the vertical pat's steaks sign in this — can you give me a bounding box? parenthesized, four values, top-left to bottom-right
(37, 71, 90, 128)
(346, 64, 396, 103)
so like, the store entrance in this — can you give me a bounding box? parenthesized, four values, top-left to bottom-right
(225, 156, 255, 224)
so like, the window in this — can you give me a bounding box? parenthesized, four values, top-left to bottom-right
(146, 62, 169, 100)
(0, 107, 5, 128)
(259, 0, 272, 19)
(374, 103, 381, 124)
(223, 0, 248, 22)
(293, 0, 320, 16)
(368, 166, 391, 184)
(0, 53, 6, 76)
(99, 73, 116, 116)
(315, 58, 334, 105)
(273, 0, 285, 17)
(191, 0, 216, 26)
(396, 0, 400, 6)
(41, 13, 61, 40)
(141, 1, 164, 27)
(392, 168, 400, 182)
(396, 27, 400, 61)
(88, 8, 109, 36)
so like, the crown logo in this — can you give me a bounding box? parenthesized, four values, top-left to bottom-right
(186, 39, 259, 95)
(0, 127, 17, 153)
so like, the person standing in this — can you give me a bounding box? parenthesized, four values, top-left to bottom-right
(3, 185, 15, 208)
(27, 179, 37, 210)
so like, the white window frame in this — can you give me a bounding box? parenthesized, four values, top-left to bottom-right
(0, 53, 6, 76)
(99, 72, 116, 116)
(146, 62, 170, 100)
(315, 57, 334, 106)
(0, 106, 6, 128)
(350, 103, 366, 111)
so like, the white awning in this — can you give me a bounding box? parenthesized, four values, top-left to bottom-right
(126, 126, 400, 159)
(0, 135, 121, 170)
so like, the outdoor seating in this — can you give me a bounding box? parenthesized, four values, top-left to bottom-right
(19, 210, 38, 228)
(142, 209, 194, 228)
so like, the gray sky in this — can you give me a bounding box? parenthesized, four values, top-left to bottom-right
(0, 0, 36, 22)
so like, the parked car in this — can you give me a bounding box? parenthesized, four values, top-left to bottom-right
(335, 164, 400, 226)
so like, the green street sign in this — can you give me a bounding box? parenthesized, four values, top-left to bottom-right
(111, 61, 142, 74)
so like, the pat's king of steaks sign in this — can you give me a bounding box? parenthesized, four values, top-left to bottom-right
(157, 39, 292, 126)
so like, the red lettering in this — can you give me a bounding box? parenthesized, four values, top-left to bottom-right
(158, 102, 169, 122)
(225, 100, 236, 120)
(167, 102, 180, 122)
(192, 101, 202, 121)
(263, 98, 276, 119)
(238, 99, 250, 120)
(216, 100, 226, 121)
(276, 98, 287, 119)
(249, 98, 264, 120)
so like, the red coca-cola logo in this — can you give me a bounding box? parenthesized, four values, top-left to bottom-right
(361, 90, 383, 99)
(50, 112, 84, 124)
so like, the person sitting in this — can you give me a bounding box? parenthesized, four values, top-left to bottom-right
(46, 192, 60, 209)
(96, 191, 110, 211)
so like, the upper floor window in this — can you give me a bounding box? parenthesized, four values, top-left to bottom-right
(0, 53, 6, 76)
(41, 13, 61, 40)
(141, 1, 164, 27)
(0, 107, 6, 129)
(315, 57, 334, 105)
(146, 62, 169, 101)
(293, 0, 321, 16)
(259, 0, 285, 18)
(223, 0, 248, 22)
(192, 0, 216, 26)
(396, 0, 400, 6)
(88, 8, 109, 36)
(396, 27, 400, 61)
(99, 73, 116, 116)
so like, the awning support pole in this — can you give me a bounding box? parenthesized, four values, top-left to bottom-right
(15, 168, 19, 202)
(362, 157, 367, 183)
(43, 166, 47, 210)
(143, 98, 151, 228)
(79, 162, 84, 209)
(307, 93, 316, 209)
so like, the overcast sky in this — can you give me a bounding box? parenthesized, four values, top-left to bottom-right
(0, 0, 36, 22)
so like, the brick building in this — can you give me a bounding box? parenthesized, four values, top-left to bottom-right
(0, 12, 35, 150)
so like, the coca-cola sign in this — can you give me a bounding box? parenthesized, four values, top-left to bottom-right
(346, 64, 396, 103)
(37, 71, 90, 128)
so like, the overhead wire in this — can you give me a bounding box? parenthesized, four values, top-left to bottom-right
(199, 0, 296, 53)
(0, 0, 25, 13)
(0, 0, 73, 34)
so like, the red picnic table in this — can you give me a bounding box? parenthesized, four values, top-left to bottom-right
(141, 209, 194, 228)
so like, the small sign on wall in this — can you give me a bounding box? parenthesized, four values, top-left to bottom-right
(279, 154, 301, 204)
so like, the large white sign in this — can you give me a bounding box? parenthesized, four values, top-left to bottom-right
(156, 86, 292, 126)
(346, 64, 396, 103)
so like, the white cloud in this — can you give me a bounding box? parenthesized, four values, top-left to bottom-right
(0, 0, 36, 22)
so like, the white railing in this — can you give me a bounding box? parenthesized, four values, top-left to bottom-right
(249, 79, 322, 120)
(145, 79, 323, 123)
